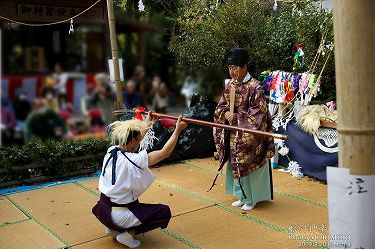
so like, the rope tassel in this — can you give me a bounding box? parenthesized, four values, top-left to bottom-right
(69, 18, 74, 34)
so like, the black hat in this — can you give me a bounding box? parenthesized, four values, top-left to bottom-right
(227, 48, 249, 67)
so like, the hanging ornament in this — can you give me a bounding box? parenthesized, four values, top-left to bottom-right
(278, 146, 289, 156)
(288, 161, 304, 178)
(293, 44, 304, 71)
(216, 0, 225, 8)
(138, 0, 145, 12)
(326, 101, 336, 112)
(68, 18, 74, 34)
(274, 139, 285, 149)
(273, 0, 278, 10)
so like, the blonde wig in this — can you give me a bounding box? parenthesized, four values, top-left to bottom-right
(108, 119, 151, 146)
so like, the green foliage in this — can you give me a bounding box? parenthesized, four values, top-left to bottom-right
(113, 0, 181, 88)
(170, 0, 335, 100)
(0, 139, 109, 186)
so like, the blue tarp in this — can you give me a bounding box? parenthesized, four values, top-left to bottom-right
(0, 171, 101, 196)
(278, 120, 338, 181)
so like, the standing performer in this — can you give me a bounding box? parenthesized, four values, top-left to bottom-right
(92, 116, 187, 248)
(213, 48, 275, 211)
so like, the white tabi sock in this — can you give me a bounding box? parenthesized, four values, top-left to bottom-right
(105, 227, 120, 238)
(116, 231, 141, 248)
(241, 204, 255, 211)
(231, 200, 243, 207)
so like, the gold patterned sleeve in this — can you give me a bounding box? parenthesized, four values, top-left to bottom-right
(214, 87, 230, 124)
(236, 86, 269, 131)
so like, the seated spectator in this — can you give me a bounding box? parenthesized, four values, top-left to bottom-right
(52, 62, 66, 95)
(1, 99, 16, 145)
(131, 65, 147, 107)
(89, 109, 105, 132)
(12, 88, 32, 143)
(25, 99, 67, 141)
(123, 79, 142, 110)
(151, 75, 169, 113)
(81, 84, 97, 116)
(42, 77, 59, 112)
(13, 88, 32, 125)
(92, 73, 116, 126)
(58, 93, 73, 113)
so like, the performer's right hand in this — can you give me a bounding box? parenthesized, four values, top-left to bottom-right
(175, 115, 187, 133)
(146, 111, 158, 124)
(225, 112, 234, 122)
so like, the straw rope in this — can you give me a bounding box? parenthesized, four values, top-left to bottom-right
(0, 0, 102, 27)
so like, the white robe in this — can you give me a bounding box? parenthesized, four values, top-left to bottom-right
(98, 146, 155, 228)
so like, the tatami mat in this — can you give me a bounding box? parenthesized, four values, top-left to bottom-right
(76, 178, 100, 192)
(77, 178, 213, 217)
(153, 162, 232, 203)
(221, 194, 328, 238)
(167, 205, 302, 249)
(9, 184, 103, 246)
(73, 229, 191, 249)
(1, 157, 329, 249)
(0, 197, 28, 225)
(184, 157, 303, 188)
(275, 179, 327, 206)
(272, 170, 303, 187)
(0, 220, 65, 249)
(181, 158, 326, 208)
(184, 158, 218, 169)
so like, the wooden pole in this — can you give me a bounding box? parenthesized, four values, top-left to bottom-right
(333, 0, 375, 175)
(113, 110, 288, 140)
(106, 0, 124, 118)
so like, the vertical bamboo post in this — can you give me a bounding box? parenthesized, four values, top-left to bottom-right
(333, 0, 375, 175)
(106, 0, 124, 119)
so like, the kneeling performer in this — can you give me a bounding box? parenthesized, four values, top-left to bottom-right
(92, 116, 187, 248)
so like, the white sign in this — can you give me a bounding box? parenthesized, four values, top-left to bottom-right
(108, 59, 124, 83)
(327, 167, 375, 248)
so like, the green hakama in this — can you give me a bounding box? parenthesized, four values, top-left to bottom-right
(225, 161, 271, 205)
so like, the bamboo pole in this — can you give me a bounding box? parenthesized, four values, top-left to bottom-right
(113, 110, 288, 140)
(106, 0, 123, 118)
(333, 0, 375, 175)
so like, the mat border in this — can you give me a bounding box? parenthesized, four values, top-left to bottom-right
(5, 195, 70, 248)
